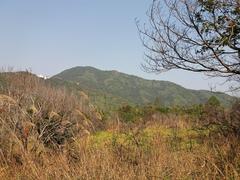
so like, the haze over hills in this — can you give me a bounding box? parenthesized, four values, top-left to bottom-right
(50, 66, 234, 108)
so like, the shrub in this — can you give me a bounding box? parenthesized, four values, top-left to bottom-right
(0, 71, 102, 159)
(229, 100, 240, 137)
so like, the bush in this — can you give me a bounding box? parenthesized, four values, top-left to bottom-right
(229, 100, 240, 137)
(0, 71, 102, 161)
(200, 96, 226, 125)
(118, 105, 141, 123)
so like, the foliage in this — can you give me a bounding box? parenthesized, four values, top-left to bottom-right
(198, 96, 240, 138)
(206, 96, 221, 107)
(228, 100, 240, 137)
(118, 105, 142, 123)
(50, 66, 234, 110)
(138, 0, 240, 85)
(200, 96, 225, 125)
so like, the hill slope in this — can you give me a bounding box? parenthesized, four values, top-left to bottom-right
(51, 66, 234, 107)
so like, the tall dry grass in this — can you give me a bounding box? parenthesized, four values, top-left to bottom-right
(1, 121, 239, 179)
(0, 71, 239, 179)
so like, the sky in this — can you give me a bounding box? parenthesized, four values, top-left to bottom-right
(0, 0, 235, 95)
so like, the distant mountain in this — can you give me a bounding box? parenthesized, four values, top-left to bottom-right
(50, 66, 234, 108)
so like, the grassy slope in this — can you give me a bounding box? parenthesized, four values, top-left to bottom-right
(51, 66, 234, 108)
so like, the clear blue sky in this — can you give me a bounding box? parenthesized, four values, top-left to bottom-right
(0, 0, 232, 93)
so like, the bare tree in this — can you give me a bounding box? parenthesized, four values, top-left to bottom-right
(137, 0, 240, 84)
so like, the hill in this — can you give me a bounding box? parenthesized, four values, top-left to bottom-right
(50, 66, 234, 108)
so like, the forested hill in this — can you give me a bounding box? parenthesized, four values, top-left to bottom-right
(51, 66, 234, 107)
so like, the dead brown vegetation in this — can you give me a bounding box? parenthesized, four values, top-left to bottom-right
(0, 71, 239, 179)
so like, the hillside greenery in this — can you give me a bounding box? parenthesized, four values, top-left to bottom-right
(51, 66, 234, 110)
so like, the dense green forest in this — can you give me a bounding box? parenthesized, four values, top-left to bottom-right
(50, 66, 234, 110)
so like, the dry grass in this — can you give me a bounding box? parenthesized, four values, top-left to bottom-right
(0, 72, 239, 180)
(1, 125, 239, 179)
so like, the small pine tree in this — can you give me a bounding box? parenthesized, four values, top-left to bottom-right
(206, 96, 221, 107)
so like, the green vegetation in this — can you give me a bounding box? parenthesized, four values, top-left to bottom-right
(50, 66, 234, 110)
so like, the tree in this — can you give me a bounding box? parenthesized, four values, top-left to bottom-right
(206, 96, 221, 107)
(201, 96, 225, 125)
(137, 0, 240, 84)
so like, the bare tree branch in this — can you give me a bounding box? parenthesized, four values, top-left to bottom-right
(137, 0, 240, 87)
